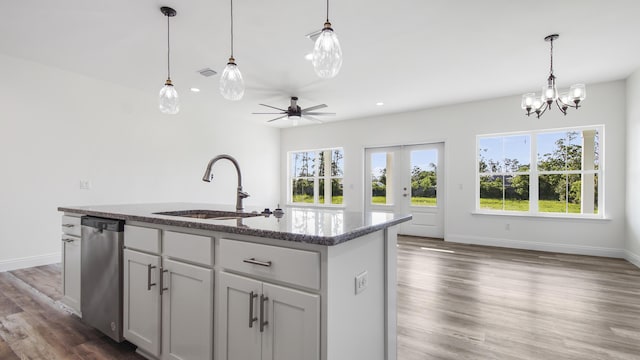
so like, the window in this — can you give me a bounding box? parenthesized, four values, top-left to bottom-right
(477, 126, 602, 217)
(289, 148, 344, 205)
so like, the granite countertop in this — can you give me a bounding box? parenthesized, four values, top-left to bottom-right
(58, 203, 411, 246)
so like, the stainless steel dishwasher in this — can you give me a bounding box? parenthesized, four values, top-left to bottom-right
(81, 216, 125, 342)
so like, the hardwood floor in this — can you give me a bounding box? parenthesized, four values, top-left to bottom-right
(1, 240, 639, 359)
(397, 236, 640, 360)
(0, 265, 142, 359)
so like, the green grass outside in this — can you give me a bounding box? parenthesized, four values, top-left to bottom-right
(479, 198, 585, 213)
(371, 196, 437, 206)
(293, 195, 343, 204)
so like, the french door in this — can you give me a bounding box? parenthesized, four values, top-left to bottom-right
(365, 143, 444, 238)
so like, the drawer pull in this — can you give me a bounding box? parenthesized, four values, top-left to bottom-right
(260, 294, 269, 332)
(62, 224, 75, 228)
(243, 258, 272, 267)
(249, 291, 258, 328)
(62, 237, 75, 243)
(147, 264, 157, 291)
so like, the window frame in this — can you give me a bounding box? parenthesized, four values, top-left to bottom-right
(288, 148, 344, 207)
(475, 125, 604, 219)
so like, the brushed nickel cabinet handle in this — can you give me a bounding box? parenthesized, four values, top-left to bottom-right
(62, 237, 75, 242)
(243, 258, 272, 267)
(160, 268, 169, 295)
(62, 224, 75, 228)
(260, 294, 269, 333)
(249, 291, 258, 328)
(147, 264, 157, 291)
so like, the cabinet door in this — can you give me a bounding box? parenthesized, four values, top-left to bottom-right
(161, 259, 213, 360)
(123, 249, 161, 358)
(262, 283, 320, 360)
(218, 272, 262, 360)
(61, 236, 81, 315)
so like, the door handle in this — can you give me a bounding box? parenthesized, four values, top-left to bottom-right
(159, 268, 169, 295)
(147, 264, 157, 291)
(249, 291, 258, 328)
(259, 294, 269, 332)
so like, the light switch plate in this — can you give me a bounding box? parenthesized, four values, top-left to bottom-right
(355, 271, 368, 295)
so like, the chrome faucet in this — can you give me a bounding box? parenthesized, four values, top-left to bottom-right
(202, 154, 249, 212)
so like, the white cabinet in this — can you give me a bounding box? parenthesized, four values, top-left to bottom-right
(123, 226, 213, 360)
(123, 249, 162, 358)
(61, 215, 81, 315)
(219, 272, 319, 360)
(161, 259, 213, 360)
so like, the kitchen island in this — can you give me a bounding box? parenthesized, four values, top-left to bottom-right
(58, 203, 411, 360)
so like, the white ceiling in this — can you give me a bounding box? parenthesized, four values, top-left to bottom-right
(3, 0, 640, 127)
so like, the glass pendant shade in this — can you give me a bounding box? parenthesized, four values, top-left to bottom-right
(312, 23, 343, 79)
(159, 79, 179, 114)
(220, 58, 245, 101)
(543, 84, 558, 102)
(521, 93, 536, 109)
(570, 83, 586, 102)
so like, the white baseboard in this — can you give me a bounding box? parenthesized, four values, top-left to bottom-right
(446, 234, 625, 258)
(625, 250, 640, 269)
(0, 252, 61, 272)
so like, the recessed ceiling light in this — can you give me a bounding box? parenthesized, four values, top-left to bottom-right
(376, 102, 384, 106)
(304, 53, 313, 61)
(190, 88, 201, 93)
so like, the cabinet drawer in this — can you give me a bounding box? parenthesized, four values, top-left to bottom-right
(219, 239, 320, 290)
(125, 225, 161, 254)
(164, 231, 212, 266)
(61, 215, 81, 237)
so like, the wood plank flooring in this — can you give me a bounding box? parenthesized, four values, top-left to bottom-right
(1, 240, 639, 359)
(397, 236, 640, 360)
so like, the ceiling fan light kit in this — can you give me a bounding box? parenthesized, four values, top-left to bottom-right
(312, 0, 343, 78)
(158, 6, 179, 115)
(220, 0, 245, 101)
(521, 34, 586, 118)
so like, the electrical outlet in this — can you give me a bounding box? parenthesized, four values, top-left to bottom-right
(355, 271, 368, 295)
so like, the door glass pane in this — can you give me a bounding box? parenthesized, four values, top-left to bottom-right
(410, 149, 437, 207)
(371, 152, 389, 205)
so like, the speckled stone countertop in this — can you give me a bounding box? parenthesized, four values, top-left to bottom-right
(58, 203, 412, 246)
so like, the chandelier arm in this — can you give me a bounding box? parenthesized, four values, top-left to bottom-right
(555, 99, 568, 115)
(536, 103, 550, 119)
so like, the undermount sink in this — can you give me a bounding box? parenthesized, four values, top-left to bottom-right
(154, 210, 264, 220)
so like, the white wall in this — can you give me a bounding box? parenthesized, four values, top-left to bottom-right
(0, 54, 280, 271)
(281, 80, 627, 257)
(626, 70, 640, 267)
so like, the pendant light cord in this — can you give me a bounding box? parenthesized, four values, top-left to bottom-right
(326, 0, 329, 22)
(167, 14, 171, 80)
(230, 0, 234, 58)
(549, 37, 554, 77)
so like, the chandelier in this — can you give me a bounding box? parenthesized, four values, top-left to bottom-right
(521, 34, 586, 118)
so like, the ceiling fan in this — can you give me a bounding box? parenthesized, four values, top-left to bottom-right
(252, 96, 335, 123)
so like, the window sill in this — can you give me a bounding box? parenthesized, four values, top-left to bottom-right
(471, 210, 610, 221)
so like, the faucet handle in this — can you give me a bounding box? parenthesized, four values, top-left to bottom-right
(238, 191, 250, 199)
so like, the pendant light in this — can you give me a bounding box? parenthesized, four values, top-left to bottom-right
(521, 34, 586, 118)
(312, 0, 342, 79)
(220, 0, 245, 101)
(159, 7, 179, 115)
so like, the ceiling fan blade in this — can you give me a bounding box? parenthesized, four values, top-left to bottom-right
(303, 112, 336, 116)
(252, 112, 286, 115)
(259, 104, 287, 111)
(303, 115, 324, 123)
(301, 104, 327, 112)
(267, 115, 289, 123)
